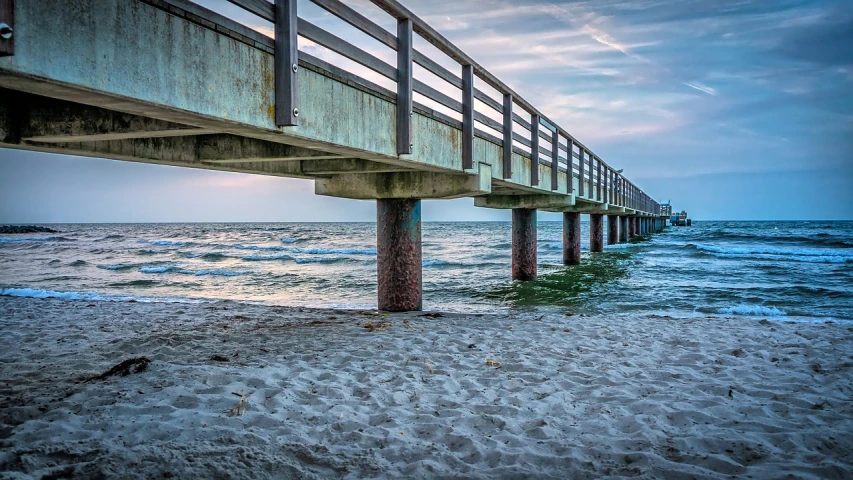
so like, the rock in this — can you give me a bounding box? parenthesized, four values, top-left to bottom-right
(0, 225, 59, 234)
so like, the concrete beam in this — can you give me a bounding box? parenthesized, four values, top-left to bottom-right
(193, 135, 340, 163)
(544, 202, 609, 214)
(301, 158, 412, 175)
(0, 92, 341, 171)
(0, 88, 219, 142)
(315, 162, 492, 200)
(0, 135, 306, 178)
(474, 193, 572, 210)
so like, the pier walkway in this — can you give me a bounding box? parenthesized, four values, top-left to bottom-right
(0, 0, 670, 311)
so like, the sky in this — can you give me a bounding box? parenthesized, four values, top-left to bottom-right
(1, 0, 851, 222)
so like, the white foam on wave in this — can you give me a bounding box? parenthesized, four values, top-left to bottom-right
(241, 253, 293, 261)
(233, 244, 287, 251)
(138, 265, 249, 276)
(0, 287, 202, 303)
(604, 243, 640, 250)
(422, 259, 449, 267)
(280, 237, 300, 244)
(138, 239, 188, 246)
(717, 304, 787, 316)
(294, 257, 343, 264)
(97, 263, 139, 271)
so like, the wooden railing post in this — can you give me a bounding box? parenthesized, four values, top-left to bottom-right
(396, 17, 413, 155)
(588, 150, 594, 200)
(502, 93, 513, 179)
(551, 129, 559, 191)
(578, 146, 585, 197)
(530, 114, 540, 186)
(275, 0, 298, 126)
(596, 158, 602, 202)
(461, 64, 474, 170)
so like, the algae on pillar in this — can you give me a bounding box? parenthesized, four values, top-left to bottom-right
(563, 212, 581, 265)
(590, 214, 604, 253)
(512, 208, 537, 281)
(377, 199, 422, 312)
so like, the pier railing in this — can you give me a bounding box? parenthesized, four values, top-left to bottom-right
(220, 0, 659, 215)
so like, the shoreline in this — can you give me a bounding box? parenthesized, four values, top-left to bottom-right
(1, 296, 852, 478)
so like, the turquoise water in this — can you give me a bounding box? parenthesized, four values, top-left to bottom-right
(1, 221, 851, 321)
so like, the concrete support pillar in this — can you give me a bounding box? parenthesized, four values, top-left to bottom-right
(563, 212, 581, 265)
(607, 214, 620, 245)
(377, 199, 422, 312)
(512, 208, 537, 281)
(641, 218, 646, 235)
(619, 216, 628, 243)
(634, 218, 640, 237)
(590, 214, 604, 253)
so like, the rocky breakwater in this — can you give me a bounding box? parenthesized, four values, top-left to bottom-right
(0, 225, 59, 234)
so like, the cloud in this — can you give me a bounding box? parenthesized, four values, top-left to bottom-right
(682, 81, 717, 95)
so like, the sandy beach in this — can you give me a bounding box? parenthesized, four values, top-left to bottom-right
(0, 296, 851, 479)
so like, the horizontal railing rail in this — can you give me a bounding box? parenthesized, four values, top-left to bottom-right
(219, 0, 659, 214)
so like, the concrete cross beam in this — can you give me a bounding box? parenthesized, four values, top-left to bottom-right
(0, 134, 306, 177)
(315, 162, 492, 200)
(474, 194, 573, 210)
(0, 89, 219, 142)
(301, 158, 412, 175)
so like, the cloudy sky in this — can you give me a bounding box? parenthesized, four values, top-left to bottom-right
(1, 0, 851, 221)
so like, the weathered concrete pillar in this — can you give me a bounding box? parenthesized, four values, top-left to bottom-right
(590, 214, 604, 253)
(563, 212, 581, 265)
(377, 199, 422, 311)
(641, 218, 646, 235)
(512, 208, 537, 281)
(619, 216, 629, 243)
(634, 217, 640, 237)
(607, 214, 620, 245)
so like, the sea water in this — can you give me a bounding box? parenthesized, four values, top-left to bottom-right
(1, 221, 851, 321)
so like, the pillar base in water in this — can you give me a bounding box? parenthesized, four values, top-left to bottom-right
(512, 208, 537, 281)
(590, 214, 604, 252)
(563, 212, 581, 265)
(377, 199, 422, 312)
(607, 214, 620, 246)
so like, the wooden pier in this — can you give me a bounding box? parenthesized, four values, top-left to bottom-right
(0, 0, 671, 311)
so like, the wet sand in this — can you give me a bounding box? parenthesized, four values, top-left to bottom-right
(0, 296, 851, 479)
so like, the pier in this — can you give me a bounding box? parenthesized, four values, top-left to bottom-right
(0, 0, 671, 311)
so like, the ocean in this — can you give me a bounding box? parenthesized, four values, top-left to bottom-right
(1, 221, 851, 321)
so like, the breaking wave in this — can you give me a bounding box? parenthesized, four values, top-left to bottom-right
(717, 305, 787, 316)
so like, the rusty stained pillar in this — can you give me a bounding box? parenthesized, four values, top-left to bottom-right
(627, 217, 635, 238)
(563, 212, 581, 265)
(589, 214, 604, 253)
(607, 214, 620, 246)
(512, 208, 537, 281)
(619, 216, 629, 243)
(377, 199, 422, 312)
